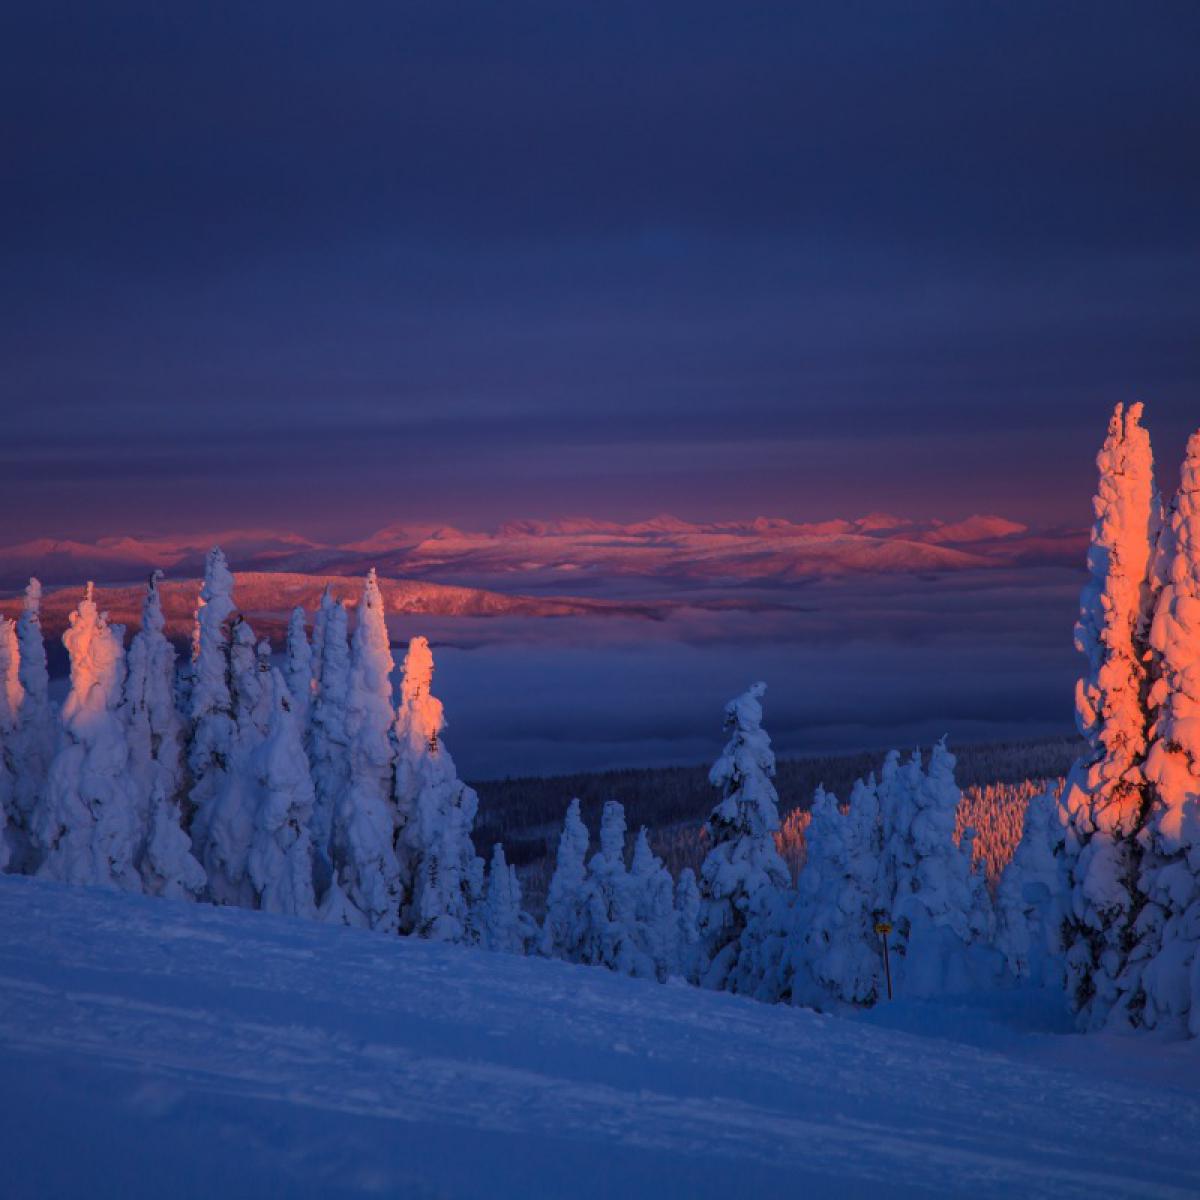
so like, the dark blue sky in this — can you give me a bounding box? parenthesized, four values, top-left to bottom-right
(3, 2, 1198, 540)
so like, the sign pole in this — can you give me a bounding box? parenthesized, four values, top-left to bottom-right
(874, 920, 894, 1001)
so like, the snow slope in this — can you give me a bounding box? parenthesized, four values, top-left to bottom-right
(1, 875, 1197, 1199)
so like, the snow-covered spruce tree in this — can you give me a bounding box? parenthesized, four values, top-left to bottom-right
(888, 741, 996, 995)
(187, 548, 237, 880)
(481, 842, 532, 954)
(34, 585, 141, 890)
(0, 617, 22, 871)
(11, 579, 54, 872)
(792, 779, 885, 1011)
(630, 827, 680, 981)
(1137, 430, 1200, 1033)
(308, 592, 350, 897)
(122, 572, 204, 900)
(540, 797, 590, 961)
(697, 682, 790, 990)
(1062, 402, 1160, 1029)
(326, 570, 401, 931)
(577, 801, 653, 978)
(995, 788, 1068, 984)
(395, 635, 483, 942)
(284, 606, 313, 730)
(247, 671, 317, 918)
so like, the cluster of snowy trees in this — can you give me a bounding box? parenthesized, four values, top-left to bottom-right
(6, 400, 1200, 1037)
(0, 556, 514, 948)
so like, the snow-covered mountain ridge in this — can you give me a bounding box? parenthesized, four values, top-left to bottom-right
(1, 873, 1196, 1200)
(0, 512, 1084, 592)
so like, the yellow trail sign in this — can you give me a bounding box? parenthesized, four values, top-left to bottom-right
(874, 921, 892, 936)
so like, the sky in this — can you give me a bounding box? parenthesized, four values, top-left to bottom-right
(3, 2, 1200, 542)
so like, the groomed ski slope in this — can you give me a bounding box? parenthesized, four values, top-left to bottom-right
(1, 875, 1198, 1200)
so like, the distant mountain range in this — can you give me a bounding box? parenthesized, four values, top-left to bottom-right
(0, 512, 1085, 598)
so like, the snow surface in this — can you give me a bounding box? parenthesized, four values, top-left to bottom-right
(1, 875, 1198, 1199)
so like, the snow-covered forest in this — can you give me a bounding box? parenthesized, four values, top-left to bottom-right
(3, 403, 1200, 1033)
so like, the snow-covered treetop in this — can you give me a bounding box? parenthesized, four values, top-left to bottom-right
(142, 570, 166, 637)
(707, 681, 779, 839)
(0, 618, 21, 731)
(61, 583, 125, 733)
(17, 576, 48, 705)
(396, 635, 445, 761)
(191, 548, 236, 721)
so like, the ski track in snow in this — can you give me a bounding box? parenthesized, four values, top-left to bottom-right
(0, 876, 1198, 1199)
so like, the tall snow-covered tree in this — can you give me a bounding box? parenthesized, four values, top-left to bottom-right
(122, 572, 204, 899)
(889, 742, 996, 995)
(308, 593, 350, 897)
(284, 606, 314, 730)
(577, 801, 652, 978)
(190, 559, 272, 908)
(34, 585, 141, 890)
(395, 635, 483, 941)
(1137, 430, 1200, 1033)
(792, 779, 884, 1011)
(12, 579, 54, 871)
(187, 548, 237, 877)
(697, 682, 790, 990)
(247, 671, 317, 918)
(1062, 402, 1160, 1028)
(481, 842, 530, 954)
(629, 827, 679, 981)
(327, 571, 401, 931)
(541, 797, 590, 961)
(0, 617, 22, 871)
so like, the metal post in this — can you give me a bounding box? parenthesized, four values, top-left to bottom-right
(874, 920, 894, 1001)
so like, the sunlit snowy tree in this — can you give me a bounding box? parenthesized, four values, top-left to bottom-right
(34, 586, 141, 890)
(1062, 402, 1160, 1028)
(395, 635, 483, 941)
(1136, 430, 1200, 1033)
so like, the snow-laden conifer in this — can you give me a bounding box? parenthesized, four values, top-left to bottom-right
(187, 549, 237, 874)
(1062, 402, 1160, 1028)
(577, 802, 653, 978)
(630, 827, 681, 981)
(11, 579, 54, 871)
(481, 843, 528, 954)
(887, 742, 998, 996)
(793, 779, 884, 1010)
(247, 671, 317, 918)
(0, 618, 22, 871)
(541, 797, 590, 960)
(1136, 431, 1200, 1033)
(328, 571, 401, 931)
(122, 573, 203, 899)
(395, 635, 483, 941)
(34, 586, 141, 889)
(285, 607, 313, 730)
(697, 682, 789, 990)
(309, 594, 350, 897)
(995, 788, 1068, 983)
